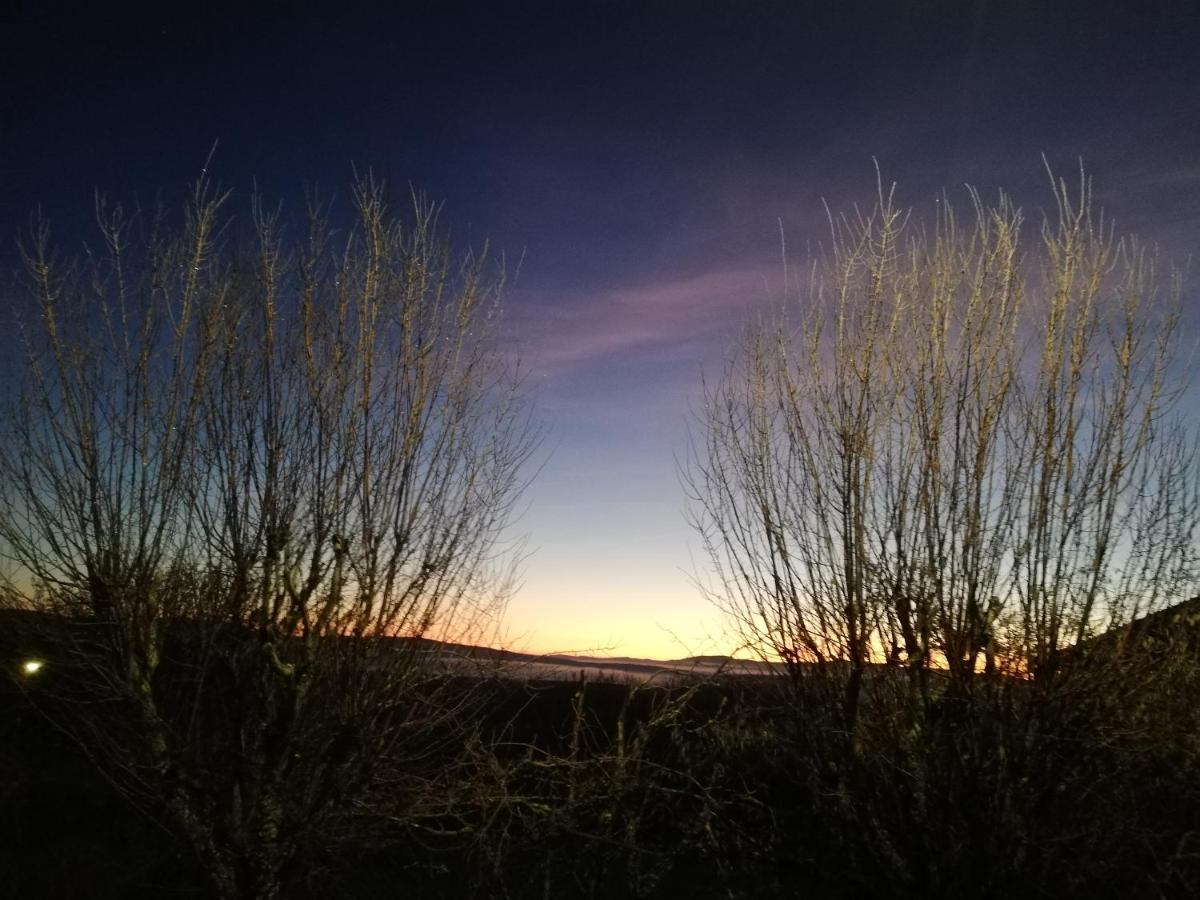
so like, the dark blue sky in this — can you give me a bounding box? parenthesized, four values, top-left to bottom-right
(3, 1, 1199, 655)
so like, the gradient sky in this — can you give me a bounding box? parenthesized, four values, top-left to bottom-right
(3, 1, 1199, 658)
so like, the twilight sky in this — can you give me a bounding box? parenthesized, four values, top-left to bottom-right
(3, 1, 1199, 658)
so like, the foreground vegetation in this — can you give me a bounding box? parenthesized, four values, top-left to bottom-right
(5, 607, 1200, 898)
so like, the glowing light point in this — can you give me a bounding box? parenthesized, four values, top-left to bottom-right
(20, 659, 44, 676)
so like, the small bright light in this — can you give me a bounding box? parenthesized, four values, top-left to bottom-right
(20, 659, 44, 676)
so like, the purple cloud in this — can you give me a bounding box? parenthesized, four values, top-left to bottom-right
(509, 264, 778, 376)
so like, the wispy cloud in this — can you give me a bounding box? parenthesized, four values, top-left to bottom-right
(507, 265, 779, 376)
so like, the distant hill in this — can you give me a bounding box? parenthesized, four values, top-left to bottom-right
(1065, 595, 1200, 664)
(0, 608, 775, 685)
(10, 600, 1200, 685)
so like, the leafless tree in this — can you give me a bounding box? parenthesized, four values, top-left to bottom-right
(0, 174, 537, 898)
(687, 165, 1199, 744)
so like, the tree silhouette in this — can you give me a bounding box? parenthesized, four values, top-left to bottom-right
(0, 174, 537, 899)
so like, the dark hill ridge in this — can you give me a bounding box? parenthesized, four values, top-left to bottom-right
(6, 597, 1199, 684)
(0, 607, 780, 684)
(1063, 595, 1200, 663)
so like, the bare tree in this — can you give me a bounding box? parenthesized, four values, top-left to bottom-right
(687, 165, 1199, 742)
(0, 174, 536, 898)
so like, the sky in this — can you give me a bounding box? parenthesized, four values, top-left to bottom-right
(3, 1, 1199, 659)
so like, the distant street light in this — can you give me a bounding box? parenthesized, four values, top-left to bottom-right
(20, 659, 44, 676)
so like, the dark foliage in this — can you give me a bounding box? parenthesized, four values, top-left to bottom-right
(5, 604, 1200, 898)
